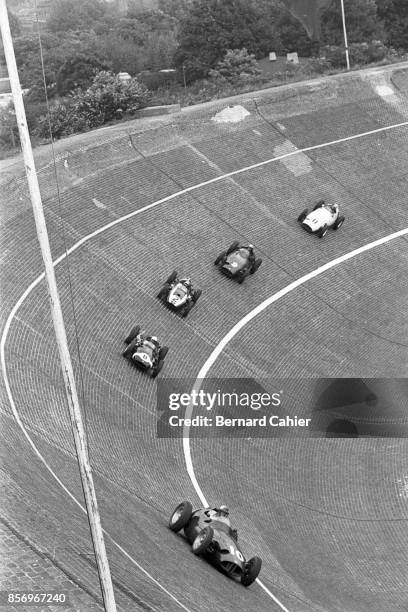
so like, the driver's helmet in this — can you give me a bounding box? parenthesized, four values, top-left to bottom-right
(151, 336, 158, 342)
(218, 504, 229, 517)
(181, 277, 192, 287)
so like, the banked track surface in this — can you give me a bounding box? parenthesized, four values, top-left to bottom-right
(1, 67, 408, 611)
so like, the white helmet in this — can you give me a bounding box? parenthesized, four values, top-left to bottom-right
(151, 336, 158, 342)
(219, 504, 229, 516)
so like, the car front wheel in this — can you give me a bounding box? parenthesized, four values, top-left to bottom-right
(166, 270, 178, 285)
(241, 556, 262, 587)
(214, 252, 227, 265)
(168, 501, 193, 532)
(298, 209, 308, 223)
(124, 325, 140, 344)
(318, 224, 328, 238)
(192, 527, 214, 555)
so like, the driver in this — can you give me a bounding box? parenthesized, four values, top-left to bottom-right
(329, 204, 339, 214)
(244, 244, 255, 265)
(208, 505, 238, 540)
(180, 278, 192, 290)
(146, 335, 160, 348)
(209, 504, 231, 526)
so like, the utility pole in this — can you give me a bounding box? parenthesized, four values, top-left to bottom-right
(0, 2, 117, 610)
(340, 0, 350, 70)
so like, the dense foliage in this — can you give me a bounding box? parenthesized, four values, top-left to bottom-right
(1, 0, 407, 154)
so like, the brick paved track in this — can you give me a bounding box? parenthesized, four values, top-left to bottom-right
(1, 66, 408, 611)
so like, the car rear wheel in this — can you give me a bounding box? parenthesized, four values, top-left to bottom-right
(333, 215, 345, 230)
(297, 209, 308, 223)
(241, 556, 262, 587)
(250, 258, 262, 274)
(227, 241, 240, 254)
(182, 302, 193, 317)
(123, 337, 139, 358)
(318, 224, 328, 238)
(124, 326, 140, 344)
(214, 251, 227, 265)
(192, 527, 214, 555)
(159, 346, 169, 360)
(166, 270, 178, 285)
(313, 200, 325, 210)
(192, 289, 202, 303)
(169, 501, 193, 532)
(151, 360, 164, 378)
(157, 287, 168, 300)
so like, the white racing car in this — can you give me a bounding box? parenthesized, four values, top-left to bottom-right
(297, 200, 345, 238)
(122, 326, 168, 378)
(157, 271, 202, 317)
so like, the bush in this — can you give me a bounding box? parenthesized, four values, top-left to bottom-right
(208, 49, 262, 84)
(36, 70, 151, 139)
(35, 103, 89, 139)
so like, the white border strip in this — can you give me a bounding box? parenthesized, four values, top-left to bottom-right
(1, 120, 408, 610)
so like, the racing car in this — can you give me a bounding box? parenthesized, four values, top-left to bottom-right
(169, 501, 262, 587)
(297, 200, 345, 238)
(122, 326, 168, 378)
(214, 241, 262, 283)
(157, 271, 202, 317)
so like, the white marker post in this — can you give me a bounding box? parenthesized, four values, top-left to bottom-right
(340, 0, 350, 70)
(0, 2, 117, 610)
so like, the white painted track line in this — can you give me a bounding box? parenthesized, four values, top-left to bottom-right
(2, 120, 408, 610)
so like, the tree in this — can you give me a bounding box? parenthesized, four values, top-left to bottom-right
(56, 52, 111, 95)
(376, 0, 408, 50)
(174, 0, 280, 81)
(321, 0, 383, 46)
(209, 48, 262, 83)
(46, 0, 108, 33)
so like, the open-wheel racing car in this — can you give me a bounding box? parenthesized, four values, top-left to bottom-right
(122, 326, 168, 378)
(169, 501, 262, 587)
(157, 271, 202, 317)
(214, 241, 262, 284)
(297, 200, 345, 238)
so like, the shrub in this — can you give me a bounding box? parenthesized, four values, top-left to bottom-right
(208, 49, 262, 84)
(36, 70, 151, 139)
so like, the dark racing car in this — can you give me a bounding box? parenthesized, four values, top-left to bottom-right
(214, 241, 262, 283)
(157, 271, 202, 317)
(169, 501, 262, 587)
(122, 326, 168, 378)
(297, 200, 345, 238)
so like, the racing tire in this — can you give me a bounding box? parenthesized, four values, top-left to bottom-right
(313, 200, 325, 211)
(214, 252, 227, 266)
(151, 360, 164, 378)
(182, 302, 193, 317)
(166, 270, 178, 285)
(241, 556, 262, 587)
(157, 287, 168, 301)
(169, 501, 193, 532)
(192, 289, 202, 303)
(237, 273, 246, 284)
(297, 209, 308, 223)
(192, 527, 214, 555)
(250, 258, 262, 274)
(333, 215, 345, 230)
(123, 337, 139, 358)
(159, 346, 169, 360)
(124, 326, 140, 345)
(227, 241, 240, 254)
(317, 224, 328, 238)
